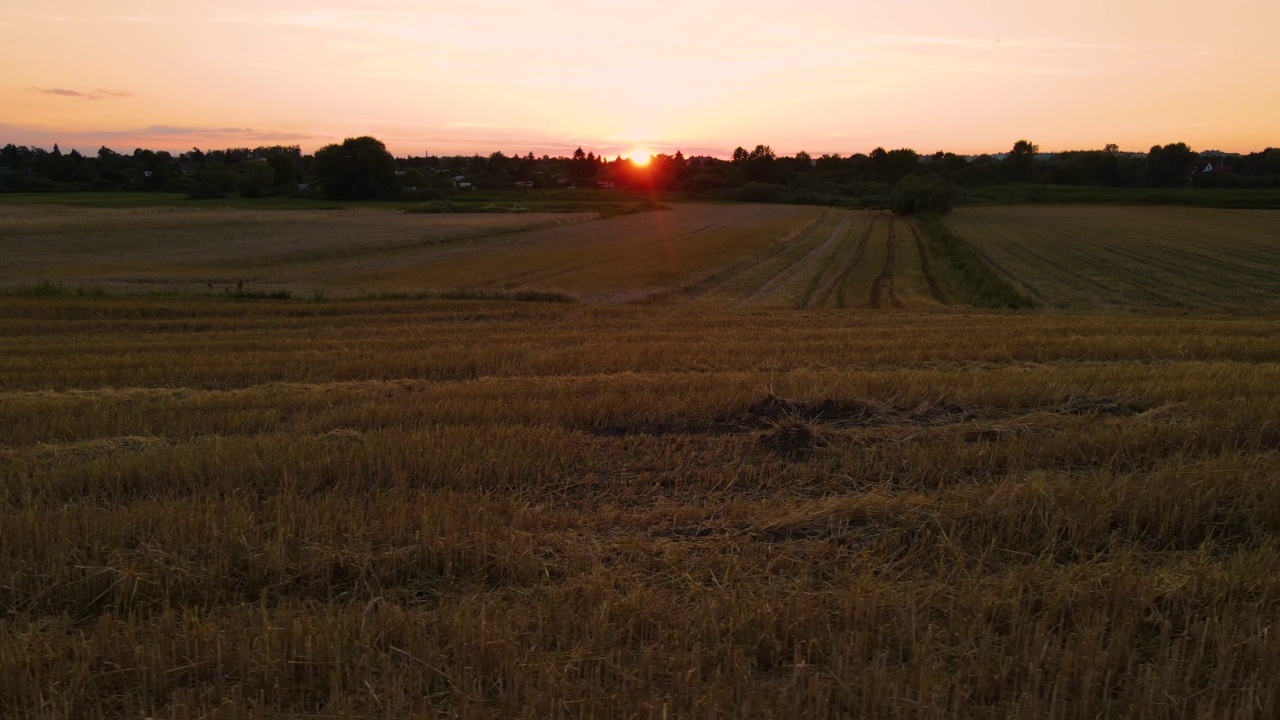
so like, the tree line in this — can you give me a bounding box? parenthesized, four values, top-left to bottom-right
(3, 137, 1278, 206)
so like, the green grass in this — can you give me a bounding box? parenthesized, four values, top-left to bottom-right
(945, 205, 1280, 312)
(915, 215, 1039, 308)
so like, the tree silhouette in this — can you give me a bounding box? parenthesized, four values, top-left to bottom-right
(1004, 139, 1040, 182)
(314, 136, 398, 200)
(1146, 143, 1198, 188)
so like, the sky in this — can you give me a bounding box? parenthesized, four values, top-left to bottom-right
(3, 0, 1278, 158)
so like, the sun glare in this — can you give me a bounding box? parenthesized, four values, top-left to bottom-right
(629, 150, 652, 167)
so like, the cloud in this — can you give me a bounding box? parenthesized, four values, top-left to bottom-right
(0, 123, 318, 153)
(130, 125, 315, 142)
(29, 87, 136, 101)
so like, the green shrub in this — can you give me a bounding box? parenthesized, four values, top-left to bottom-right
(915, 216, 1037, 308)
(733, 182, 787, 202)
(162, 177, 194, 194)
(187, 182, 225, 200)
(889, 175, 955, 215)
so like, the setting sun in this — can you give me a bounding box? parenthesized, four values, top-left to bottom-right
(629, 151, 653, 167)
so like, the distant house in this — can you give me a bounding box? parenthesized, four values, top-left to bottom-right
(514, 180, 534, 189)
(1199, 160, 1232, 174)
(596, 180, 616, 189)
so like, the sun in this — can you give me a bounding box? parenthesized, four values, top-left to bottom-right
(628, 149, 653, 167)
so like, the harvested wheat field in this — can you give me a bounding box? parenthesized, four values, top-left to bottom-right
(0, 205, 594, 297)
(947, 205, 1280, 311)
(2, 202, 1279, 719)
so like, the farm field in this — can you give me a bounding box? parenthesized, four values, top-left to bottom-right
(2, 296, 1279, 718)
(0, 203, 968, 309)
(352, 204, 822, 300)
(7, 202, 1278, 312)
(947, 205, 1280, 311)
(0, 205, 594, 297)
(1, 200, 1279, 717)
(0, 203, 829, 301)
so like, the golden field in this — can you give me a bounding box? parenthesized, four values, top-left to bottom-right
(1, 202, 1279, 718)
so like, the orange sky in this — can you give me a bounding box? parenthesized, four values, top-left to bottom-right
(3, 0, 1278, 157)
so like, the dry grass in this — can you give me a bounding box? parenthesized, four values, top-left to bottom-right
(0, 205, 593, 296)
(8, 203, 1276, 315)
(2, 294, 1279, 718)
(351, 204, 822, 300)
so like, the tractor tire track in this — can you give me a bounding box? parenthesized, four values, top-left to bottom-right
(804, 217, 868, 309)
(907, 222, 950, 304)
(741, 213, 847, 305)
(483, 207, 785, 289)
(868, 218, 903, 308)
(957, 219, 1056, 304)
(680, 213, 828, 300)
(835, 216, 878, 308)
(796, 219, 854, 308)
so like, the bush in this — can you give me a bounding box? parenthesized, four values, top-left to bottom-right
(404, 200, 463, 214)
(838, 181, 892, 198)
(187, 182, 225, 200)
(679, 173, 729, 193)
(889, 175, 955, 215)
(401, 187, 445, 201)
(237, 162, 277, 198)
(195, 170, 237, 194)
(733, 182, 787, 203)
(162, 177, 193, 194)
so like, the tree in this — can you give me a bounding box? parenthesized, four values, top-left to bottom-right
(569, 147, 595, 184)
(236, 161, 276, 198)
(743, 145, 779, 182)
(401, 168, 426, 189)
(1146, 142, 1198, 188)
(1004, 139, 1040, 182)
(869, 148, 920, 184)
(314, 136, 398, 200)
(1011, 139, 1038, 156)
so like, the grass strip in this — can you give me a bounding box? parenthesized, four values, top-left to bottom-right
(915, 214, 1039, 308)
